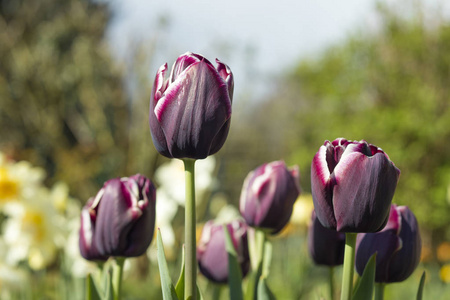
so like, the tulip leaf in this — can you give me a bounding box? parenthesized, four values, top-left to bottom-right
(157, 229, 179, 300)
(353, 253, 376, 300)
(244, 269, 260, 300)
(416, 271, 426, 300)
(174, 246, 204, 300)
(257, 276, 276, 300)
(86, 273, 102, 300)
(197, 285, 204, 300)
(223, 224, 244, 300)
(175, 247, 185, 300)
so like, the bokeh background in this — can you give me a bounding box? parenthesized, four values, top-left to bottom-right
(1, 0, 450, 299)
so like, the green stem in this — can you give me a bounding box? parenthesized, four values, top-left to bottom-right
(340, 233, 357, 300)
(255, 229, 266, 268)
(248, 229, 258, 271)
(183, 159, 197, 300)
(113, 257, 125, 300)
(329, 266, 335, 300)
(374, 283, 385, 300)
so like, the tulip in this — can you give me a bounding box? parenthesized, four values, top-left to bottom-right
(308, 211, 345, 266)
(79, 196, 108, 261)
(149, 52, 234, 159)
(79, 174, 156, 259)
(311, 138, 400, 233)
(240, 161, 301, 234)
(355, 204, 422, 283)
(197, 219, 249, 284)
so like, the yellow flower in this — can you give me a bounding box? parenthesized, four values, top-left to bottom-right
(290, 194, 314, 227)
(440, 264, 450, 283)
(0, 153, 45, 207)
(0, 167, 19, 201)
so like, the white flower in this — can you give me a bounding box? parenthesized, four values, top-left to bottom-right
(148, 157, 217, 261)
(0, 153, 45, 207)
(0, 152, 82, 271)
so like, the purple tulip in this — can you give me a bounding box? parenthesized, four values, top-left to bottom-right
(311, 138, 400, 232)
(79, 174, 156, 260)
(308, 211, 345, 266)
(355, 205, 422, 283)
(240, 161, 301, 234)
(149, 52, 234, 159)
(197, 219, 249, 284)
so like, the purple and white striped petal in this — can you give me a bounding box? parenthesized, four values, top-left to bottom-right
(154, 60, 231, 159)
(311, 143, 336, 229)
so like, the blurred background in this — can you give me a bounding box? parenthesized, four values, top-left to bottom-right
(1, 0, 450, 299)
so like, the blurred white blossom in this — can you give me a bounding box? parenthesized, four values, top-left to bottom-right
(148, 157, 217, 261)
(0, 152, 83, 274)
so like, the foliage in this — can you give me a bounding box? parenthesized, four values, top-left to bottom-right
(229, 5, 450, 238)
(0, 0, 159, 201)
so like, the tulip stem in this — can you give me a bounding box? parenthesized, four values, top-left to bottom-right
(329, 266, 335, 300)
(255, 229, 266, 268)
(113, 257, 125, 300)
(341, 232, 357, 300)
(183, 159, 197, 300)
(374, 283, 385, 300)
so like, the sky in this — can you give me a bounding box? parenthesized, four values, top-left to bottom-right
(106, 0, 449, 99)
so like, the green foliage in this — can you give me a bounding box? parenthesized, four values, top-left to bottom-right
(157, 229, 179, 300)
(353, 253, 376, 300)
(0, 0, 159, 201)
(416, 271, 426, 300)
(237, 5, 450, 236)
(223, 224, 244, 300)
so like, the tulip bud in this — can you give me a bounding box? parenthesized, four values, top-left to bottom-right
(79, 174, 156, 260)
(308, 211, 345, 266)
(197, 219, 249, 284)
(355, 205, 422, 283)
(311, 138, 400, 232)
(240, 161, 300, 234)
(149, 52, 233, 159)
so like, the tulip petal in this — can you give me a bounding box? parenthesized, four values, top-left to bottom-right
(197, 222, 230, 283)
(197, 220, 249, 284)
(94, 179, 140, 256)
(239, 169, 260, 227)
(311, 144, 336, 229)
(169, 53, 201, 83)
(216, 59, 234, 101)
(355, 230, 402, 282)
(257, 162, 299, 233)
(386, 206, 422, 282)
(149, 64, 171, 157)
(333, 151, 399, 232)
(123, 177, 157, 256)
(79, 198, 108, 260)
(155, 60, 232, 159)
(308, 211, 345, 266)
(240, 162, 300, 234)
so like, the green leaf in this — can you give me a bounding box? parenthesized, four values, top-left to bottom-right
(257, 276, 276, 300)
(196, 285, 204, 300)
(244, 269, 260, 300)
(416, 271, 426, 300)
(353, 253, 376, 300)
(223, 224, 244, 300)
(86, 274, 101, 300)
(175, 247, 185, 300)
(157, 229, 179, 300)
